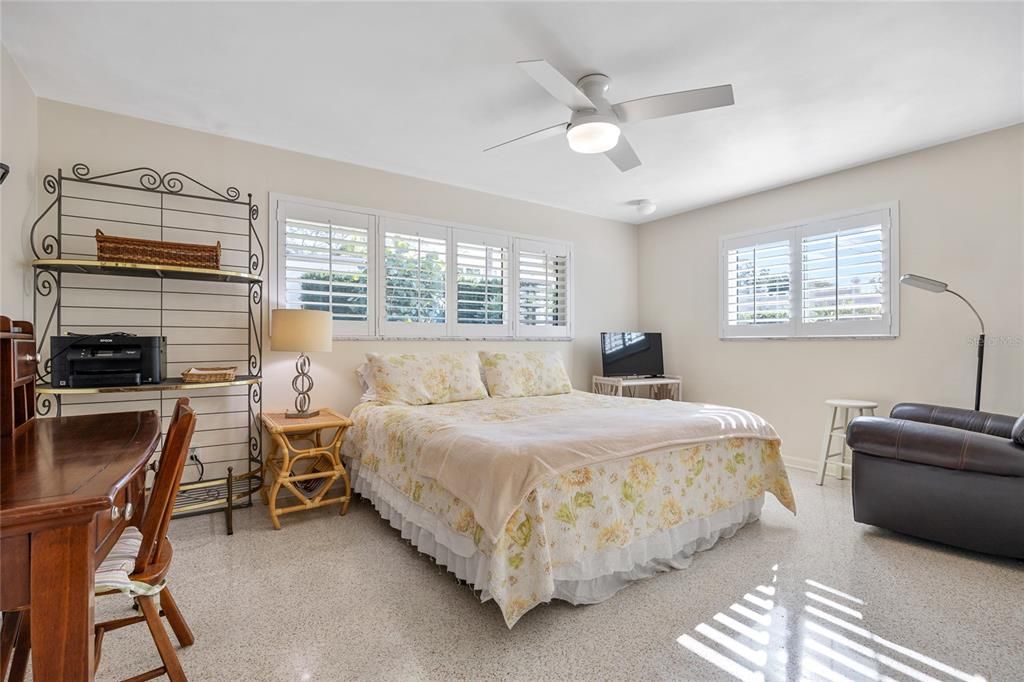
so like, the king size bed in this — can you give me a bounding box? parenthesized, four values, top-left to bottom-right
(341, 351, 795, 627)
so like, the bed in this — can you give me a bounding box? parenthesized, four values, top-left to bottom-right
(341, 375, 795, 628)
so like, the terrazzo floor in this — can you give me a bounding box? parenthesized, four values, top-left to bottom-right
(91, 470, 1024, 681)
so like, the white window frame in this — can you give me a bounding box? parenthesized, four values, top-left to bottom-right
(452, 227, 512, 338)
(513, 238, 573, 339)
(719, 227, 796, 338)
(378, 216, 451, 338)
(719, 202, 900, 340)
(275, 199, 377, 338)
(271, 194, 573, 341)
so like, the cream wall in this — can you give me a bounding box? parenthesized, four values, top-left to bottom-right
(11, 97, 1021, 473)
(1, 45, 37, 320)
(29, 100, 638, 412)
(638, 124, 1024, 470)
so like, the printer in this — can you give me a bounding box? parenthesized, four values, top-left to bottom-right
(50, 333, 166, 388)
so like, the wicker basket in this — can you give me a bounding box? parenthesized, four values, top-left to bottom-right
(95, 229, 221, 269)
(181, 366, 238, 384)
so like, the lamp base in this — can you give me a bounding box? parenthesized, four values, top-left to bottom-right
(285, 409, 320, 419)
(288, 352, 317, 419)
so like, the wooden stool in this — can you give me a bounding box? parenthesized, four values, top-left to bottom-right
(260, 408, 353, 529)
(817, 398, 878, 485)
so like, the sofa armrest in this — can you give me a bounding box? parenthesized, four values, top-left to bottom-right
(890, 402, 1016, 439)
(847, 416, 1024, 477)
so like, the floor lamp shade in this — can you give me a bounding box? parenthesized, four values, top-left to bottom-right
(271, 309, 332, 353)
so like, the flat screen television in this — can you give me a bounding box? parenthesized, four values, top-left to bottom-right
(600, 332, 664, 377)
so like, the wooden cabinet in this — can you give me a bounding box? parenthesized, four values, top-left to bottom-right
(0, 317, 36, 437)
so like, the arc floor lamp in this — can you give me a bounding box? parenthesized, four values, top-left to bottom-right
(900, 274, 985, 411)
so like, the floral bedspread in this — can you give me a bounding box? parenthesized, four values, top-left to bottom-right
(341, 391, 795, 627)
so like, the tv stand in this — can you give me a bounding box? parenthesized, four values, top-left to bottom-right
(592, 375, 682, 401)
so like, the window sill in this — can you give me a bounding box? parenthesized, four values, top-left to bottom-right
(719, 334, 898, 341)
(330, 335, 575, 342)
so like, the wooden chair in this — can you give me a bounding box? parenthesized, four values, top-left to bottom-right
(0, 611, 30, 681)
(3, 398, 198, 682)
(92, 396, 198, 681)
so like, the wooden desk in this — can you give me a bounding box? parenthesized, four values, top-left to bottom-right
(0, 411, 160, 681)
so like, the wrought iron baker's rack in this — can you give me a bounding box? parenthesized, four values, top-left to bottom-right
(30, 164, 263, 532)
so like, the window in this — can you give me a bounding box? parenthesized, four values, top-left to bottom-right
(279, 202, 375, 337)
(274, 196, 572, 339)
(724, 237, 793, 335)
(516, 239, 570, 337)
(454, 229, 510, 337)
(380, 217, 448, 337)
(720, 204, 899, 339)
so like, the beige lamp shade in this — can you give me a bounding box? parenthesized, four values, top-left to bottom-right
(270, 309, 333, 353)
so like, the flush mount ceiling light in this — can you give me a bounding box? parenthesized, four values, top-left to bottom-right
(485, 61, 735, 172)
(634, 199, 657, 216)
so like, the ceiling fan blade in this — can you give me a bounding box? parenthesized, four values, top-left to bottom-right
(483, 122, 567, 152)
(517, 60, 596, 111)
(612, 84, 734, 124)
(605, 135, 641, 172)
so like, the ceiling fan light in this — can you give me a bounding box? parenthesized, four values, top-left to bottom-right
(566, 121, 620, 154)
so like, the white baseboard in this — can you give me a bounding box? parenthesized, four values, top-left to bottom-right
(783, 456, 819, 473)
(783, 455, 849, 478)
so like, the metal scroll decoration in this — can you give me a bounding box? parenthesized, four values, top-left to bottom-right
(35, 394, 54, 417)
(248, 282, 263, 376)
(30, 175, 60, 259)
(249, 203, 264, 275)
(69, 163, 242, 201)
(248, 381, 263, 465)
(32, 270, 60, 380)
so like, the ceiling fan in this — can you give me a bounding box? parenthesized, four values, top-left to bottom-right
(485, 60, 735, 172)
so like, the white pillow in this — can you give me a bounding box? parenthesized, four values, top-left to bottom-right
(365, 352, 489, 405)
(478, 351, 572, 398)
(355, 362, 378, 402)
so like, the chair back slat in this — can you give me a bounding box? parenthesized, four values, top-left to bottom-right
(136, 397, 196, 571)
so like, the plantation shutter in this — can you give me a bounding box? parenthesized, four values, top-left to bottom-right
(379, 217, 449, 337)
(799, 209, 892, 335)
(279, 203, 374, 337)
(516, 238, 570, 338)
(722, 231, 794, 337)
(454, 229, 510, 337)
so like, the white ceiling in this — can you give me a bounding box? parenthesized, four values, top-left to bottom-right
(3, 2, 1022, 224)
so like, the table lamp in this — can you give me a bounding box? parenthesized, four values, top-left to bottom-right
(270, 308, 332, 418)
(900, 274, 985, 411)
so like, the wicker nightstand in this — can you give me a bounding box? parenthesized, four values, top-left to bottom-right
(260, 408, 353, 530)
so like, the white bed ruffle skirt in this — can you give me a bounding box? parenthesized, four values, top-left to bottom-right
(349, 458, 764, 607)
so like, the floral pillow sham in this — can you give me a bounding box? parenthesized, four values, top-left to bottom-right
(479, 351, 572, 398)
(365, 352, 489, 405)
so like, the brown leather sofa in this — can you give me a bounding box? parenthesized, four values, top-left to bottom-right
(847, 403, 1024, 559)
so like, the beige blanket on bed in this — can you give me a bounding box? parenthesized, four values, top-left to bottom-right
(415, 400, 782, 543)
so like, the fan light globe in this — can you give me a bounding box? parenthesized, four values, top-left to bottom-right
(566, 121, 620, 154)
